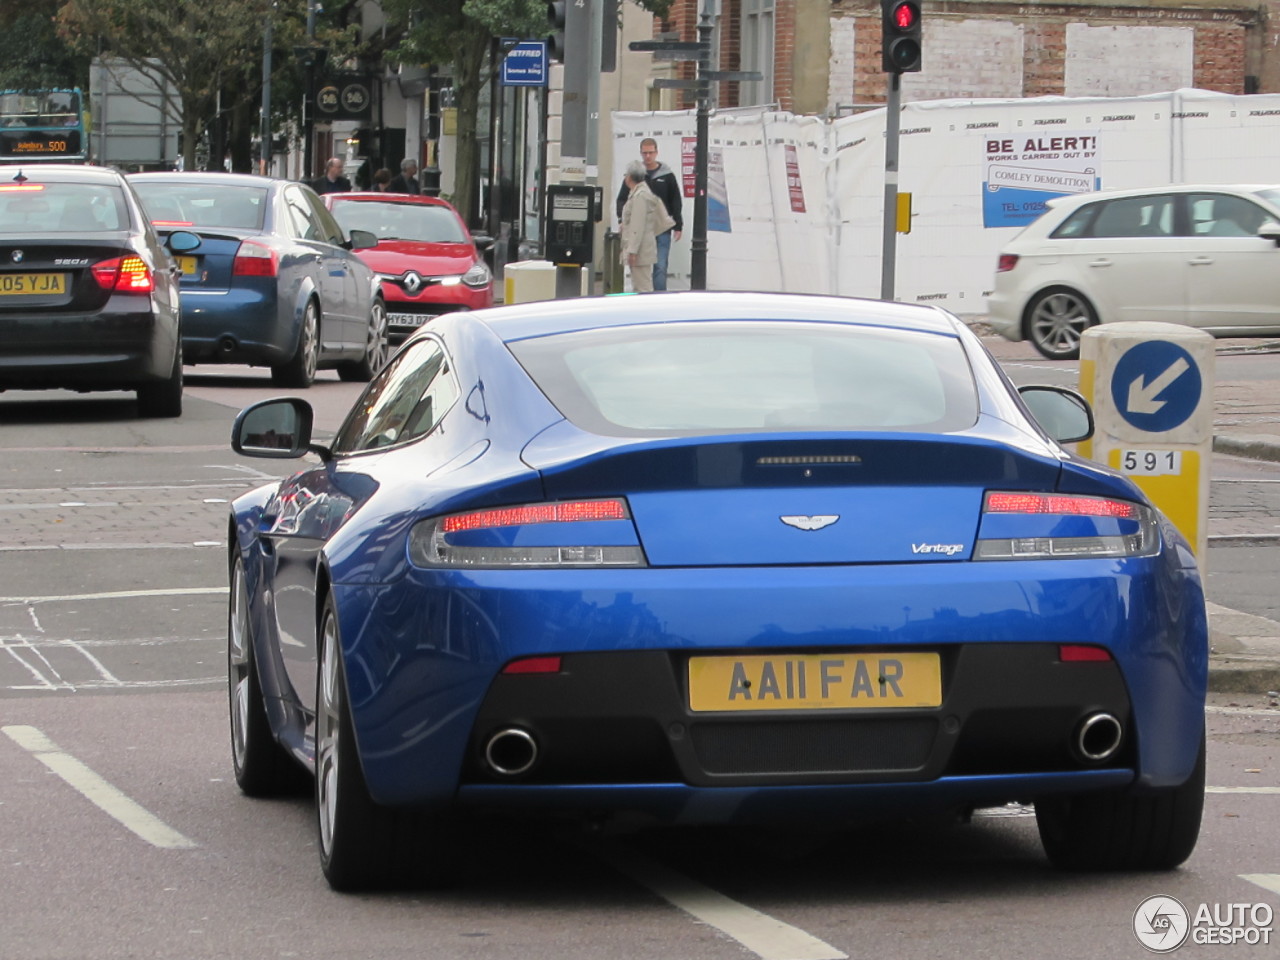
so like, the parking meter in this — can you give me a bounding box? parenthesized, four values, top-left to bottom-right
(545, 184, 597, 266)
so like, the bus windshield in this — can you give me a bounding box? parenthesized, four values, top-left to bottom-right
(0, 89, 86, 163)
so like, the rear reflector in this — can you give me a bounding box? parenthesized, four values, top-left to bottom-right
(502, 656, 563, 675)
(232, 239, 279, 277)
(1059, 644, 1113, 662)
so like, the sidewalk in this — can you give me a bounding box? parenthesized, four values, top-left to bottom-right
(978, 329, 1280, 696)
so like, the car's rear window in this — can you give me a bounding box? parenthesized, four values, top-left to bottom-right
(329, 199, 468, 243)
(508, 320, 978, 436)
(0, 182, 128, 233)
(132, 182, 267, 230)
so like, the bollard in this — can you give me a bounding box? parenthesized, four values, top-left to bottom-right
(1078, 322, 1215, 559)
(502, 260, 588, 304)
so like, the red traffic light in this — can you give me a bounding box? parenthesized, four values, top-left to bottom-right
(893, 2, 918, 29)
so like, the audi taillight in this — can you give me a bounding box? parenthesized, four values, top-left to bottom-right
(409, 498, 646, 568)
(91, 256, 154, 293)
(975, 491, 1158, 560)
(996, 254, 1019, 272)
(232, 240, 278, 277)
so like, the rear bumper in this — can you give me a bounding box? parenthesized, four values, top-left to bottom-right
(179, 289, 291, 365)
(0, 307, 176, 390)
(332, 554, 1207, 810)
(984, 290, 1023, 341)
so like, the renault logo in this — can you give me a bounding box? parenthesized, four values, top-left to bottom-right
(11, 249, 23, 263)
(402, 271, 423, 294)
(780, 515, 839, 531)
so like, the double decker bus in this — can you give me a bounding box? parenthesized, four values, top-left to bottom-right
(0, 89, 87, 163)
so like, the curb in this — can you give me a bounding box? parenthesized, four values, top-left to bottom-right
(1213, 432, 1280, 463)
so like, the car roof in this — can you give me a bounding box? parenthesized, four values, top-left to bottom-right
(0, 163, 125, 185)
(326, 192, 460, 209)
(472, 291, 965, 342)
(1049, 182, 1280, 210)
(128, 171, 280, 188)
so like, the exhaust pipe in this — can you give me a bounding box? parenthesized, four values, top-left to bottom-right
(484, 727, 538, 776)
(1074, 712, 1123, 763)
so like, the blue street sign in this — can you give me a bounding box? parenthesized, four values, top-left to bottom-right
(500, 41, 548, 87)
(1110, 340, 1202, 433)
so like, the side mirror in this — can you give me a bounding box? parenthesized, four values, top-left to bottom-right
(231, 397, 330, 460)
(168, 230, 201, 252)
(471, 233, 495, 251)
(1018, 385, 1094, 445)
(348, 228, 378, 250)
(1258, 221, 1280, 247)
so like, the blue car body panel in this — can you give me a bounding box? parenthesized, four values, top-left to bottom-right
(230, 293, 1207, 824)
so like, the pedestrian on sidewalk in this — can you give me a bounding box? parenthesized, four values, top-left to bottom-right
(388, 158, 421, 195)
(615, 137, 682, 290)
(620, 160, 671, 294)
(310, 157, 351, 195)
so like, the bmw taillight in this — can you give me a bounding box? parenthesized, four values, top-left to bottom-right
(409, 498, 646, 568)
(91, 256, 154, 293)
(996, 254, 1019, 272)
(232, 239, 279, 277)
(974, 491, 1158, 560)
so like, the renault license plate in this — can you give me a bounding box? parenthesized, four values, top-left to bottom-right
(688, 652, 941, 712)
(388, 312, 433, 327)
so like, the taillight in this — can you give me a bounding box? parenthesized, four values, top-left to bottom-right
(975, 491, 1158, 560)
(232, 239, 278, 277)
(91, 256, 154, 293)
(409, 498, 646, 569)
(996, 254, 1019, 272)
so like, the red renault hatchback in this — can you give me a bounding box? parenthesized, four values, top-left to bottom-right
(324, 193, 492, 341)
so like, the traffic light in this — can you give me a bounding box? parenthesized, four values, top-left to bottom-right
(547, 1, 566, 63)
(881, 0, 923, 74)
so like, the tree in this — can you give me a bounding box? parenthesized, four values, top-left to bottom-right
(384, 0, 670, 226)
(0, 0, 84, 91)
(56, 0, 277, 170)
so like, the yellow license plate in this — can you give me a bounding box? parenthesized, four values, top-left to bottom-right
(0, 272, 65, 295)
(688, 652, 942, 712)
(176, 256, 197, 275)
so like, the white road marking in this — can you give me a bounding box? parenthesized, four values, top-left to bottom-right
(0, 587, 227, 604)
(605, 848, 847, 960)
(1206, 705, 1280, 718)
(2, 725, 197, 849)
(1242, 875, 1280, 896)
(1206, 786, 1280, 794)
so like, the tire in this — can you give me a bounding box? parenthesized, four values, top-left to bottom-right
(1035, 732, 1205, 871)
(337, 298, 388, 382)
(316, 594, 457, 891)
(272, 300, 320, 388)
(136, 346, 183, 418)
(1024, 288, 1098, 361)
(228, 554, 307, 796)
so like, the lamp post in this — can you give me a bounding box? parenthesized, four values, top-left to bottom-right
(260, 4, 274, 175)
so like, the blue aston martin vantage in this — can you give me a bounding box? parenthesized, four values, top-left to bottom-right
(226, 292, 1207, 891)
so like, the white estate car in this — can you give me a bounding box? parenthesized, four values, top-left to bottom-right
(987, 184, 1280, 359)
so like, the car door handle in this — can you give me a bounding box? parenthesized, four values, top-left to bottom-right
(1189, 257, 1214, 266)
(1088, 258, 1112, 268)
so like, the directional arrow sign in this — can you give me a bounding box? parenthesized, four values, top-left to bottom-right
(1110, 341, 1202, 433)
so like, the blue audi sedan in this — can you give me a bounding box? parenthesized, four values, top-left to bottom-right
(130, 172, 387, 387)
(225, 292, 1207, 891)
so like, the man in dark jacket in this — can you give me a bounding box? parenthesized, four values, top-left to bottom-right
(388, 158, 421, 195)
(311, 157, 351, 195)
(615, 138, 682, 290)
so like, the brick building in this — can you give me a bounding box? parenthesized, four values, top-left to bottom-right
(653, 0, 1270, 116)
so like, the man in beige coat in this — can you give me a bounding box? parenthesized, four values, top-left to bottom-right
(619, 160, 670, 293)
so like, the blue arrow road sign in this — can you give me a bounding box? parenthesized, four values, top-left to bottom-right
(1110, 340, 1202, 433)
(501, 41, 548, 87)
